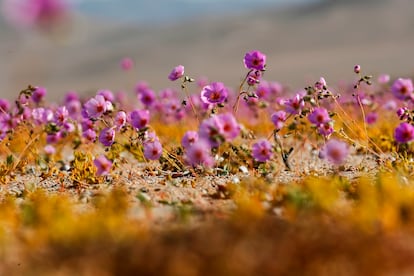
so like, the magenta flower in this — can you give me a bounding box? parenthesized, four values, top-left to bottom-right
(114, 111, 127, 130)
(99, 127, 115, 147)
(181, 131, 199, 149)
(397, 107, 409, 120)
(97, 89, 114, 103)
(394, 122, 414, 144)
(199, 116, 222, 148)
(317, 122, 334, 137)
(392, 78, 414, 101)
(319, 139, 349, 165)
(82, 129, 96, 143)
(378, 74, 390, 84)
(354, 65, 361, 74)
(284, 94, 305, 115)
(308, 107, 331, 126)
(32, 86, 47, 103)
(247, 70, 262, 86)
(130, 109, 150, 130)
(314, 77, 327, 90)
(84, 95, 107, 119)
(53, 106, 68, 126)
(0, 99, 10, 112)
(216, 113, 240, 142)
(252, 139, 273, 163)
(143, 140, 163, 160)
(185, 140, 215, 168)
(168, 65, 185, 81)
(200, 82, 228, 105)
(46, 132, 62, 144)
(365, 112, 378, 125)
(120, 57, 134, 71)
(243, 50, 266, 71)
(44, 144, 56, 155)
(255, 82, 270, 100)
(271, 111, 287, 130)
(138, 88, 156, 107)
(2, 0, 69, 30)
(94, 155, 112, 176)
(64, 90, 79, 103)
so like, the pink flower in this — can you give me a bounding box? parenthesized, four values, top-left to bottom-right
(94, 155, 112, 176)
(365, 112, 378, 125)
(143, 140, 163, 160)
(252, 139, 273, 162)
(130, 109, 150, 130)
(271, 111, 287, 130)
(216, 113, 240, 142)
(84, 95, 107, 119)
(378, 74, 390, 84)
(53, 106, 68, 126)
(32, 86, 46, 103)
(391, 78, 414, 101)
(0, 99, 10, 112)
(168, 65, 185, 81)
(185, 140, 214, 168)
(181, 131, 199, 149)
(2, 0, 69, 30)
(243, 50, 266, 71)
(97, 89, 114, 103)
(284, 94, 305, 115)
(120, 57, 134, 71)
(317, 121, 334, 137)
(44, 145, 55, 155)
(99, 127, 115, 147)
(200, 82, 228, 105)
(314, 77, 327, 90)
(394, 122, 414, 144)
(198, 116, 222, 148)
(308, 107, 331, 126)
(138, 88, 156, 107)
(114, 111, 127, 130)
(82, 129, 96, 143)
(319, 139, 349, 165)
(354, 65, 361, 74)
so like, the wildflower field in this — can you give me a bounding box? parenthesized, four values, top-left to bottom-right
(3, 0, 414, 275)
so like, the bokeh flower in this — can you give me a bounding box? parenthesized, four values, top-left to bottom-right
(181, 130, 199, 149)
(252, 139, 273, 162)
(185, 140, 214, 168)
(271, 111, 287, 130)
(94, 155, 112, 176)
(143, 140, 163, 160)
(99, 127, 115, 147)
(84, 95, 107, 119)
(120, 57, 134, 71)
(394, 122, 414, 144)
(319, 139, 349, 165)
(391, 78, 413, 101)
(130, 109, 150, 130)
(308, 107, 331, 126)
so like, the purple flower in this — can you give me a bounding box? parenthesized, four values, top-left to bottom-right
(216, 113, 240, 142)
(308, 107, 331, 126)
(314, 77, 327, 90)
(392, 78, 414, 101)
(46, 132, 62, 144)
(84, 95, 107, 119)
(255, 82, 270, 100)
(143, 140, 163, 160)
(317, 122, 334, 137)
(120, 57, 134, 71)
(168, 65, 185, 81)
(319, 139, 349, 165)
(199, 116, 223, 148)
(365, 112, 378, 125)
(378, 74, 390, 84)
(181, 130, 199, 149)
(185, 140, 215, 168)
(53, 106, 68, 126)
(354, 65, 361, 74)
(247, 70, 262, 86)
(138, 88, 156, 107)
(44, 145, 56, 155)
(2, 0, 69, 30)
(82, 129, 96, 143)
(130, 109, 150, 130)
(252, 139, 273, 163)
(64, 90, 79, 103)
(99, 127, 115, 147)
(97, 89, 114, 103)
(0, 99, 10, 112)
(32, 86, 46, 103)
(65, 100, 81, 118)
(243, 50, 266, 71)
(115, 111, 127, 130)
(397, 107, 408, 120)
(284, 94, 305, 115)
(271, 111, 287, 130)
(200, 82, 228, 105)
(394, 122, 414, 144)
(94, 155, 112, 176)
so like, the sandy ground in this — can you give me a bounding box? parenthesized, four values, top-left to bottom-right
(0, 0, 413, 102)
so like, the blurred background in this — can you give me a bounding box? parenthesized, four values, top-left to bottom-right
(0, 0, 413, 101)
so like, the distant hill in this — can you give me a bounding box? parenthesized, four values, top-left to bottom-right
(0, 0, 413, 101)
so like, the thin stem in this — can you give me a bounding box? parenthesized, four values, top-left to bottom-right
(233, 69, 253, 114)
